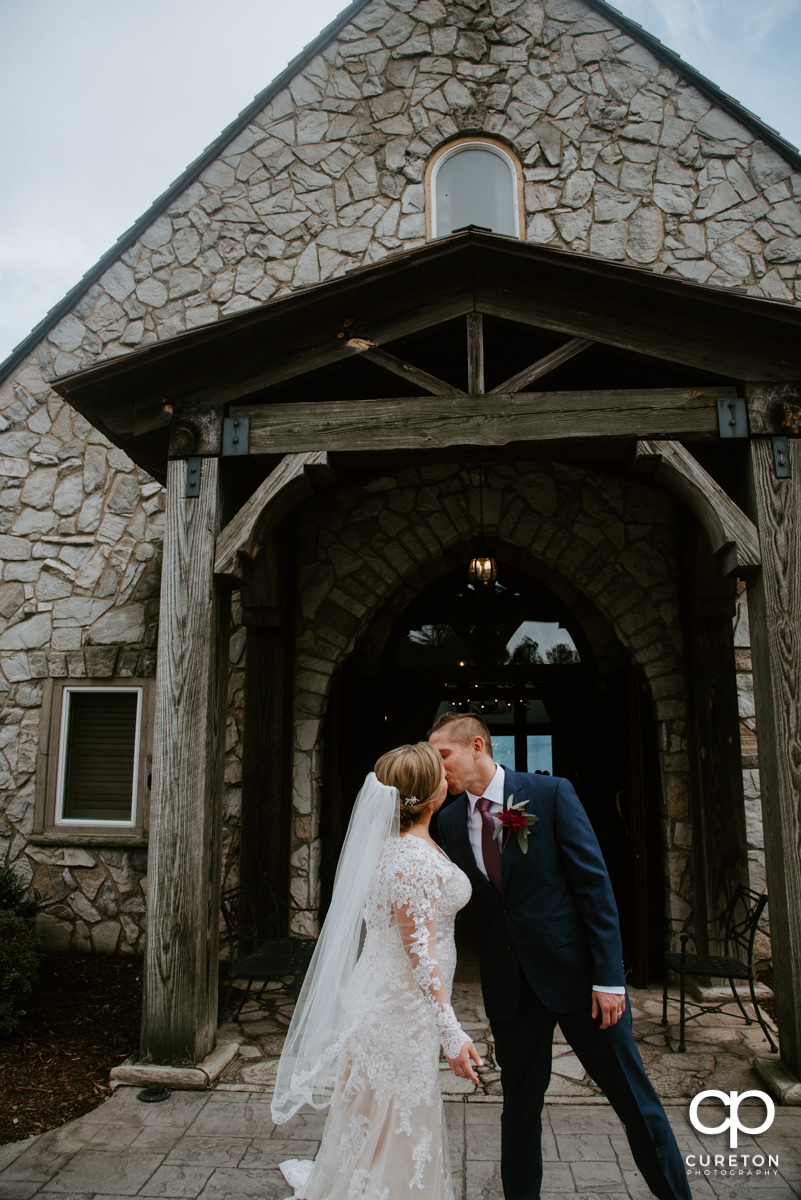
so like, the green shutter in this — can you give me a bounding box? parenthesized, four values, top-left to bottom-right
(62, 692, 138, 821)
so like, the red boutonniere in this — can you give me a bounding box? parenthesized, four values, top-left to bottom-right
(493, 795, 539, 854)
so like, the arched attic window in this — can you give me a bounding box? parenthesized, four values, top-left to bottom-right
(426, 138, 524, 240)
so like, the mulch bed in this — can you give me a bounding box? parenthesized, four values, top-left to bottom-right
(0, 954, 143, 1145)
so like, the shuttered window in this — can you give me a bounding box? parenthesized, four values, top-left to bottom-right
(57, 689, 141, 824)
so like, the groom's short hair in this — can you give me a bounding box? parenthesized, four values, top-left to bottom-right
(428, 712, 494, 757)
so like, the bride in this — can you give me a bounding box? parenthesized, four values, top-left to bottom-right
(271, 742, 481, 1199)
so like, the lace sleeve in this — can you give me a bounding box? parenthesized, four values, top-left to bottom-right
(392, 844, 468, 1060)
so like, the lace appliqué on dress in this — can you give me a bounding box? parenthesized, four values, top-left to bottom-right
(390, 841, 470, 1060)
(280, 838, 471, 1200)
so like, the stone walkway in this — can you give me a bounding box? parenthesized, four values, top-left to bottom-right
(1, 985, 799, 1199)
(219, 982, 777, 1101)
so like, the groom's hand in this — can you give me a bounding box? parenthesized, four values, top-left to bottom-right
(592, 990, 626, 1029)
(447, 1040, 482, 1084)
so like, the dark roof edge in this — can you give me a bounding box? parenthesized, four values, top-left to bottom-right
(3, 0, 800, 389)
(0, 0, 369, 388)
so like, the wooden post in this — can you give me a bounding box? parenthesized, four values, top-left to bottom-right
(746, 438, 801, 1077)
(141, 453, 229, 1065)
(239, 535, 294, 907)
(681, 525, 749, 942)
(467, 312, 484, 394)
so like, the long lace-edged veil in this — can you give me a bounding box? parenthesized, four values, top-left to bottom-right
(271, 771, 400, 1123)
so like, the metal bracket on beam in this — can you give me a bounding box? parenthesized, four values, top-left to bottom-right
(223, 416, 250, 456)
(717, 396, 748, 438)
(185, 458, 202, 497)
(773, 437, 792, 479)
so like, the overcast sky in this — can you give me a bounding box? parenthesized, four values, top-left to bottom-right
(1, 0, 799, 367)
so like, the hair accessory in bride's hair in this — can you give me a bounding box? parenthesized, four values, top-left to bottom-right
(401, 794, 420, 808)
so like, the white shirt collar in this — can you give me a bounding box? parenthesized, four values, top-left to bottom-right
(467, 763, 505, 811)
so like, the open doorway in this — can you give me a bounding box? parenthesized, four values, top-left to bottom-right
(323, 564, 664, 985)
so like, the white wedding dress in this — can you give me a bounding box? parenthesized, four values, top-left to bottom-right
(279, 834, 472, 1200)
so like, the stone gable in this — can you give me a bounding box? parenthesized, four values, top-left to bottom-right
(20, 0, 801, 387)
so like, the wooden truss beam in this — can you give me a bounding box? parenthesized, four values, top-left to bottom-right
(215, 451, 333, 582)
(490, 338, 593, 395)
(167, 291, 475, 410)
(346, 339, 465, 396)
(467, 313, 484, 394)
(633, 439, 760, 575)
(232, 387, 735, 455)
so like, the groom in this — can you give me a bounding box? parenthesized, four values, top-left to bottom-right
(430, 712, 691, 1200)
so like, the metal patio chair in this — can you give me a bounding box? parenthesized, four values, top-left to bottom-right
(661, 883, 777, 1053)
(219, 874, 316, 1019)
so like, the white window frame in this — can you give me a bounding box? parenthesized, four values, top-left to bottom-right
(426, 137, 525, 240)
(55, 686, 143, 828)
(34, 677, 153, 844)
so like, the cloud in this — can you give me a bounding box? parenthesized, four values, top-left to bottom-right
(616, 0, 798, 60)
(612, 0, 801, 146)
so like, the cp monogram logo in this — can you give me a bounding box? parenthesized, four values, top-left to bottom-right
(689, 1090, 775, 1148)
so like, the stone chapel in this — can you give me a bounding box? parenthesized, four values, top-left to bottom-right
(1, 0, 801, 1079)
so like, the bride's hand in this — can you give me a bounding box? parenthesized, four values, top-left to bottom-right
(447, 1040, 482, 1084)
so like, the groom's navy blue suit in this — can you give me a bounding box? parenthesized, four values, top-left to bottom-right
(438, 768, 691, 1200)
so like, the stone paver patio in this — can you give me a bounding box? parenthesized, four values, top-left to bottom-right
(220, 981, 778, 1102)
(1, 983, 798, 1200)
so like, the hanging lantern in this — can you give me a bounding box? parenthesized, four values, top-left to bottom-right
(468, 553, 497, 586)
(468, 463, 498, 586)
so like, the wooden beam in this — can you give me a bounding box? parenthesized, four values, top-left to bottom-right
(746, 382, 801, 436)
(746, 439, 801, 1078)
(234, 387, 735, 455)
(168, 408, 223, 458)
(214, 451, 333, 581)
(474, 282, 801, 383)
(490, 338, 593, 395)
(167, 290, 475, 409)
(633, 440, 760, 575)
(141, 454, 228, 1065)
(467, 313, 484, 394)
(347, 339, 466, 397)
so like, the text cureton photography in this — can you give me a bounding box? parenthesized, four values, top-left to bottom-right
(686, 1088, 781, 1181)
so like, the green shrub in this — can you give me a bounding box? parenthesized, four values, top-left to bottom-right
(0, 909, 43, 1037)
(0, 865, 40, 917)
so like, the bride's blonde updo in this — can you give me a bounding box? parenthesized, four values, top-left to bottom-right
(374, 742, 445, 833)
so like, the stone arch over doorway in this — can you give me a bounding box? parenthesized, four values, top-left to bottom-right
(289, 458, 692, 938)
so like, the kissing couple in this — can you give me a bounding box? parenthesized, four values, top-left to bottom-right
(272, 712, 691, 1200)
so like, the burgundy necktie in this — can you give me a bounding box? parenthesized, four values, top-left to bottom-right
(477, 797, 502, 893)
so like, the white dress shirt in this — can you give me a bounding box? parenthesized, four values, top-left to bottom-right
(465, 763, 624, 996)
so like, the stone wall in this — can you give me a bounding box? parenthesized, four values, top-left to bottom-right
(289, 460, 697, 936)
(18, 0, 801, 395)
(0, 364, 246, 951)
(18, 603, 245, 956)
(3, 0, 792, 951)
(0, 370, 158, 950)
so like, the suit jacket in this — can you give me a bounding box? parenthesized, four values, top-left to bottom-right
(437, 769, 625, 1020)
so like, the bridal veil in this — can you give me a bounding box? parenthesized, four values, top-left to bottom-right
(271, 771, 399, 1123)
